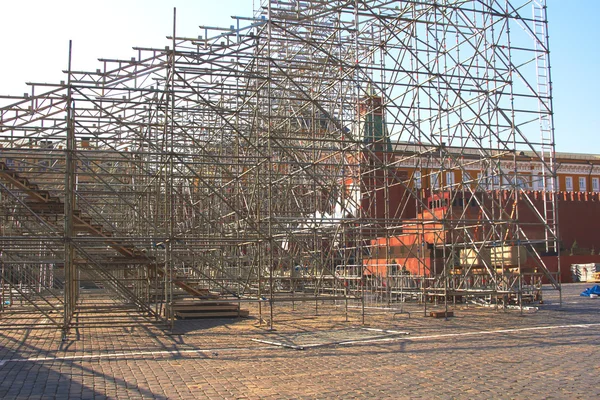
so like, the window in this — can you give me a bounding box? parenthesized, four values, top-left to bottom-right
(579, 177, 586, 192)
(532, 175, 542, 190)
(462, 171, 471, 184)
(593, 177, 599, 192)
(515, 177, 529, 189)
(446, 171, 455, 187)
(476, 172, 485, 191)
(565, 176, 573, 192)
(414, 171, 422, 189)
(431, 172, 440, 189)
(490, 174, 500, 189)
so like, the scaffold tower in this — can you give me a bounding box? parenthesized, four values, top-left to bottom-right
(0, 0, 558, 335)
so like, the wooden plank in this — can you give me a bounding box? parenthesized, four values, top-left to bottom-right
(429, 311, 454, 318)
(24, 202, 64, 213)
(0, 170, 50, 203)
(171, 303, 239, 308)
(172, 305, 239, 312)
(172, 302, 237, 308)
(172, 300, 232, 306)
(176, 310, 249, 319)
(172, 280, 209, 297)
(265, 296, 350, 302)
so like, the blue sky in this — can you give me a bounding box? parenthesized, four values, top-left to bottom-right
(0, 0, 596, 154)
(546, 0, 600, 154)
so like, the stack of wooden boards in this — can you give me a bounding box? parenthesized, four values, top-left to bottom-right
(168, 300, 250, 319)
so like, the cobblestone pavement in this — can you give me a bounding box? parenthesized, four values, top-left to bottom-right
(0, 283, 599, 399)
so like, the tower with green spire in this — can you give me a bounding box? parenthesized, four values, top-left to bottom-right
(358, 94, 392, 152)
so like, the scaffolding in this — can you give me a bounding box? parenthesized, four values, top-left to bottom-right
(0, 0, 559, 335)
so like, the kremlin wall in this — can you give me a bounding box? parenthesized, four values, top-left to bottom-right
(357, 147, 600, 284)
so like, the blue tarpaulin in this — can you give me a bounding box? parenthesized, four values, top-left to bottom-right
(580, 285, 600, 297)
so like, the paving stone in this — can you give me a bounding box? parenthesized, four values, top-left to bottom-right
(0, 284, 599, 398)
